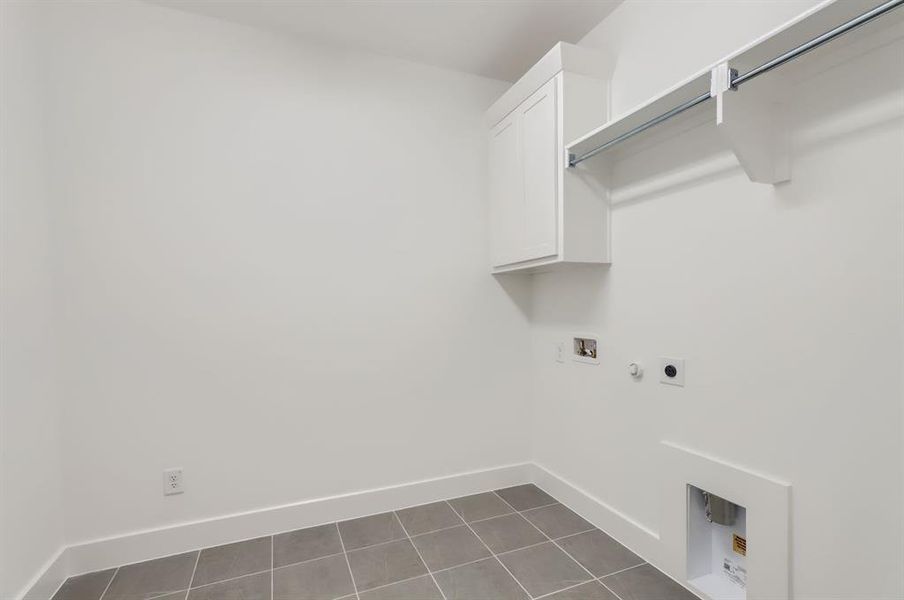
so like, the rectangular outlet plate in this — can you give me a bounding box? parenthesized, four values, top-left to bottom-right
(163, 467, 184, 496)
(660, 357, 685, 386)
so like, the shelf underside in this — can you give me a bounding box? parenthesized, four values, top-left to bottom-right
(566, 0, 904, 164)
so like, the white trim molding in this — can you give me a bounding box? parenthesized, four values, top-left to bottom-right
(20, 547, 67, 600)
(658, 441, 791, 600)
(30, 462, 532, 598)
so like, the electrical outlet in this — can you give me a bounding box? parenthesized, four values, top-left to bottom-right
(555, 342, 565, 363)
(163, 468, 184, 496)
(660, 357, 685, 386)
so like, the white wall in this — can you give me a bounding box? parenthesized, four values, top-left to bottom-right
(33, 0, 531, 548)
(0, 2, 66, 598)
(530, 1, 904, 598)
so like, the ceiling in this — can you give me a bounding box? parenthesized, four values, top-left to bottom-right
(145, 0, 621, 81)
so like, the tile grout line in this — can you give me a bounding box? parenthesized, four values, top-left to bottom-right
(392, 511, 448, 600)
(534, 563, 647, 600)
(493, 491, 600, 598)
(497, 490, 650, 600)
(598, 578, 628, 600)
(270, 535, 274, 600)
(184, 548, 202, 597)
(517, 500, 561, 514)
(273, 549, 349, 572)
(594, 560, 646, 600)
(505, 491, 647, 600)
(549, 527, 598, 542)
(598, 561, 647, 580)
(444, 500, 536, 600)
(409, 521, 470, 539)
(336, 533, 410, 554)
(351, 572, 432, 595)
(353, 531, 623, 600)
(532, 578, 590, 600)
(96, 567, 118, 600)
(335, 522, 361, 600)
(466, 509, 517, 525)
(185, 568, 271, 592)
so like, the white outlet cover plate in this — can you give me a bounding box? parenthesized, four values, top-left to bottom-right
(164, 467, 184, 496)
(660, 357, 685, 386)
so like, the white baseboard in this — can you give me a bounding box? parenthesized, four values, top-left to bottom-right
(54, 462, 531, 584)
(528, 463, 663, 567)
(27, 461, 684, 600)
(20, 547, 67, 600)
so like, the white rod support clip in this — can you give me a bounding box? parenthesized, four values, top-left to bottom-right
(710, 62, 738, 97)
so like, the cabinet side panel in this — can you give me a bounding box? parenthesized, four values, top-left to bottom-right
(562, 72, 611, 263)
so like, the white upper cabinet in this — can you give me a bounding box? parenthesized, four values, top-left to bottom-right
(488, 113, 521, 267)
(486, 43, 612, 273)
(519, 78, 558, 262)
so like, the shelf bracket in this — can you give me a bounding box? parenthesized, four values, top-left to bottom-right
(711, 62, 791, 185)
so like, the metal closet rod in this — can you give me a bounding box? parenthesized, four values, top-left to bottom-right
(568, 0, 904, 167)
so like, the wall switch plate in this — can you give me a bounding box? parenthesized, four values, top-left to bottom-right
(555, 342, 565, 363)
(572, 333, 599, 364)
(163, 468, 184, 495)
(660, 357, 685, 386)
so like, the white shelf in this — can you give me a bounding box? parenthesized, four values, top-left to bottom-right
(566, 0, 904, 174)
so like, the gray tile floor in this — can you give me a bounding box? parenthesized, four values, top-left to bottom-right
(53, 484, 698, 600)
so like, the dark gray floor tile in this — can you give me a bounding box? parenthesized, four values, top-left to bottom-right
(273, 553, 354, 600)
(103, 552, 198, 600)
(498, 542, 591, 597)
(433, 558, 529, 600)
(447, 493, 512, 523)
(192, 536, 271, 587)
(557, 530, 644, 577)
(358, 575, 443, 600)
(602, 564, 697, 600)
(396, 501, 463, 536)
(347, 539, 427, 591)
(187, 572, 270, 600)
(522, 504, 594, 539)
(411, 525, 491, 571)
(495, 484, 556, 511)
(470, 513, 546, 554)
(274, 523, 343, 568)
(52, 569, 116, 600)
(338, 512, 405, 550)
(545, 581, 619, 600)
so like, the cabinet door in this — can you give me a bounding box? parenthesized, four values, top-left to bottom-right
(488, 113, 522, 267)
(518, 78, 558, 262)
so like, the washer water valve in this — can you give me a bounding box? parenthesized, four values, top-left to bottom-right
(628, 362, 643, 379)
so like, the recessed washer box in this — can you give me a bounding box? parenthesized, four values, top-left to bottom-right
(660, 442, 790, 600)
(572, 333, 599, 364)
(687, 485, 747, 600)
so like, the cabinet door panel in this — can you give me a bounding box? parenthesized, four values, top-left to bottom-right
(519, 78, 558, 261)
(488, 114, 522, 267)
